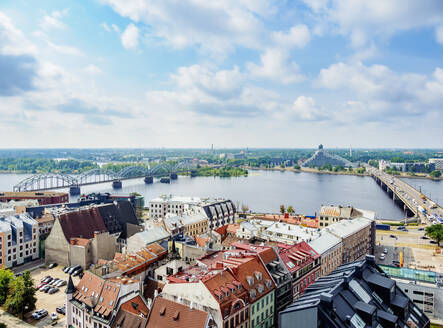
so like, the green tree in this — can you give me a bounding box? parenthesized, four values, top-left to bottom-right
(280, 205, 285, 214)
(293, 164, 301, 170)
(0, 323, 7, 328)
(425, 224, 443, 246)
(430, 170, 441, 178)
(22, 271, 36, 313)
(287, 206, 294, 214)
(5, 277, 26, 318)
(0, 268, 14, 306)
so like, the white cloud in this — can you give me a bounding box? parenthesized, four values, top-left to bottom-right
(317, 61, 443, 121)
(247, 48, 304, 84)
(121, 23, 139, 50)
(436, 26, 443, 45)
(272, 24, 311, 49)
(46, 41, 84, 56)
(84, 64, 102, 74)
(101, 0, 280, 54)
(101, 22, 111, 32)
(111, 24, 120, 33)
(0, 12, 36, 55)
(40, 9, 69, 30)
(303, 0, 443, 48)
(290, 96, 327, 121)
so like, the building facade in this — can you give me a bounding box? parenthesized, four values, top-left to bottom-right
(0, 191, 69, 205)
(0, 213, 39, 268)
(308, 230, 343, 276)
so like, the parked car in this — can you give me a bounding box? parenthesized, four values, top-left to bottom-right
(36, 282, 47, 289)
(421, 236, 429, 239)
(41, 276, 51, 283)
(430, 240, 437, 244)
(68, 265, 81, 274)
(48, 263, 58, 269)
(383, 249, 388, 254)
(56, 306, 66, 315)
(51, 312, 57, 320)
(56, 280, 67, 287)
(379, 255, 385, 260)
(32, 309, 46, 319)
(44, 277, 53, 284)
(63, 266, 71, 273)
(72, 268, 83, 277)
(40, 285, 51, 293)
(49, 287, 59, 294)
(32, 309, 48, 320)
(49, 279, 60, 286)
(390, 234, 396, 238)
(418, 227, 424, 231)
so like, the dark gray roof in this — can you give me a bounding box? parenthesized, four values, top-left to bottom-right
(279, 255, 430, 328)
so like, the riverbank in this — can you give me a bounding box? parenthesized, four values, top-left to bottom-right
(245, 165, 368, 177)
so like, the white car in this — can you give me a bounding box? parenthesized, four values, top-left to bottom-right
(51, 312, 57, 321)
(379, 255, 385, 260)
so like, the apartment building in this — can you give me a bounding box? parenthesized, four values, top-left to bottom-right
(308, 230, 343, 276)
(318, 205, 376, 227)
(326, 218, 375, 263)
(278, 242, 321, 301)
(66, 271, 146, 328)
(279, 256, 430, 328)
(163, 266, 250, 328)
(149, 195, 236, 229)
(0, 213, 39, 268)
(197, 251, 276, 328)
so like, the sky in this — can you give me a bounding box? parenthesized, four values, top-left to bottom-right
(0, 0, 443, 149)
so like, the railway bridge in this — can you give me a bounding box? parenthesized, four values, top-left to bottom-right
(13, 161, 197, 195)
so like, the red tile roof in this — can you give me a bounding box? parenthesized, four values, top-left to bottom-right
(231, 242, 277, 264)
(147, 296, 209, 328)
(278, 241, 320, 274)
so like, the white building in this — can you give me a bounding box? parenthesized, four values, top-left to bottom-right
(429, 158, 443, 170)
(265, 222, 320, 244)
(0, 213, 39, 268)
(149, 195, 236, 229)
(308, 230, 343, 276)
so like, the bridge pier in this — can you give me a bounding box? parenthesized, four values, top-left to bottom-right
(160, 177, 170, 184)
(170, 173, 178, 180)
(112, 180, 122, 189)
(69, 186, 81, 195)
(144, 176, 153, 184)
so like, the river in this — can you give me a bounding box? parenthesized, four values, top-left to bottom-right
(2, 171, 442, 220)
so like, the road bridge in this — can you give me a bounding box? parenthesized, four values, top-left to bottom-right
(368, 167, 443, 223)
(13, 161, 197, 195)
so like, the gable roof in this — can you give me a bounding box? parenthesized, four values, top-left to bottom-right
(147, 296, 209, 328)
(58, 207, 107, 241)
(96, 201, 139, 239)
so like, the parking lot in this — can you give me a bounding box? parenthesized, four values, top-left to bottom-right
(376, 227, 443, 272)
(25, 266, 81, 327)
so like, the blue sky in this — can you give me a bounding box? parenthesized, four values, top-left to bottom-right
(0, 0, 442, 148)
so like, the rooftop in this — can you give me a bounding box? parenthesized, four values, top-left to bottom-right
(279, 255, 430, 328)
(146, 296, 209, 328)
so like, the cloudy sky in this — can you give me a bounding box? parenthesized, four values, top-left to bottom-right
(1, 0, 443, 148)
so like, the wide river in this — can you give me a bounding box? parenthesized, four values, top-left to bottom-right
(2, 171, 442, 220)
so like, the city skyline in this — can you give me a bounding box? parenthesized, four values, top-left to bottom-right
(0, 1, 443, 148)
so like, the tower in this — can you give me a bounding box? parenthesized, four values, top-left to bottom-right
(350, 145, 352, 157)
(65, 274, 76, 326)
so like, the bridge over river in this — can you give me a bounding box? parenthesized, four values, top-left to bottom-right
(13, 161, 196, 195)
(368, 167, 443, 223)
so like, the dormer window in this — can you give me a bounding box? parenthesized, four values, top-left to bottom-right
(265, 280, 272, 289)
(250, 289, 256, 299)
(255, 271, 262, 281)
(246, 276, 254, 286)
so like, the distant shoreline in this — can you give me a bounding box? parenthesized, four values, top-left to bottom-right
(245, 166, 442, 181)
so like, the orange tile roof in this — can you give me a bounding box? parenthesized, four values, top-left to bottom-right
(232, 242, 277, 264)
(73, 271, 105, 307)
(147, 296, 209, 328)
(111, 243, 166, 275)
(226, 224, 240, 234)
(70, 237, 91, 247)
(120, 295, 149, 316)
(94, 279, 120, 316)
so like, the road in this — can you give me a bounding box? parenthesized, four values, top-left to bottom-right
(367, 166, 443, 224)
